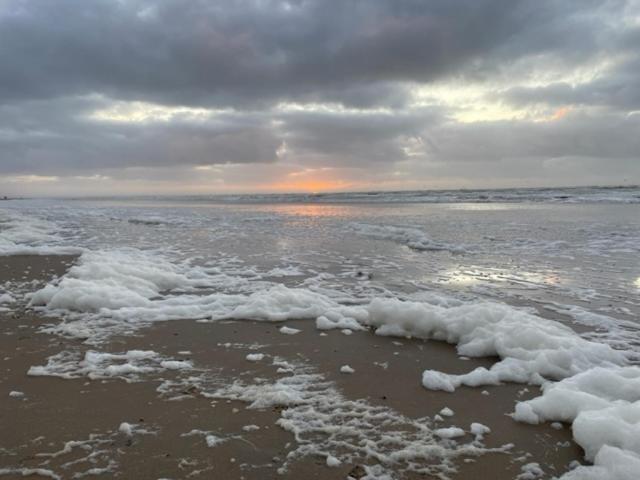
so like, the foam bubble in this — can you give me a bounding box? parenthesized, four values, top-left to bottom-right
(348, 223, 468, 253)
(28, 349, 192, 382)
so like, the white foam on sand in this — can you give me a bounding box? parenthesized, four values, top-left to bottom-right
(360, 298, 636, 479)
(0, 421, 153, 479)
(560, 445, 640, 480)
(29, 249, 215, 312)
(0, 468, 61, 479)
(23, 245, 640, 478)
(0, 293, 14, 304)
(201, 362, 509, 477)
(28, 349, 192, 382)
(512, 366, 640, 478)
(279, 325, 302, 335)
(434, 427, 465, 439)
(180, 429, 227, 448)
(0, 291, 15, 313)
(362, 298, 626, 390)
(27, 248, 273, 342)
(470, 423, 490, 441)
(516, 462, 544, 480)
(26, 248, 375, 344)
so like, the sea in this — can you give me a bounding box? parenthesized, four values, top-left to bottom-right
(1, 185, 639, 478)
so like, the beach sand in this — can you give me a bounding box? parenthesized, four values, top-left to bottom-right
(1, 255, 583, 479)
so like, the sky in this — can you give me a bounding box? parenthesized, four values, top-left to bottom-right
(1, 0, 639, 196)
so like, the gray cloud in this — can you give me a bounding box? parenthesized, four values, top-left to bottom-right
(279, 107, 442, 167)
(498, 20, 640, 110)
(425, 112, 640, 162)
(499, 55, 640, 110)
(0, 0, 638, 194)
(0, 97, 281, 175)
(0, 0, 623, 108)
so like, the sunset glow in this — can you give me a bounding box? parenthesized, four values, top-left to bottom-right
(265, 169, 355, 193)
(268, 179, 353, 193)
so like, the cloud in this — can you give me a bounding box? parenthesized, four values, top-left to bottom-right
(498, 56, 640, 111)
(0, 0, 624, 108)
(0, 96, 281, 175)
(0, 0, 639, 195)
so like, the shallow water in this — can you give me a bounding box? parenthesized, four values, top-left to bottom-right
(4, 196, 640, 324)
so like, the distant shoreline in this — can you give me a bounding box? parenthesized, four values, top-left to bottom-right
(4, 184, 638, 202)
(4, 184, 638, 205)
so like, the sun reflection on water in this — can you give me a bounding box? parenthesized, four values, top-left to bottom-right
(438, 266, 562, 287)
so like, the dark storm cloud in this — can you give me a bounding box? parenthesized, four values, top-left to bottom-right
(0, 0, 620, 108)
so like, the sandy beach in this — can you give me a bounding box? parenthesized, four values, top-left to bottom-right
(2, 254, 583, 479)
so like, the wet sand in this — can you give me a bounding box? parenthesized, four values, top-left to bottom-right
(1, 255, 584, 479)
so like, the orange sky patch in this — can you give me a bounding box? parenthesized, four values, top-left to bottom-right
(268, 178, 354, 193)
(550, 106, 571, 121)
(264, 168, 356, 193)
